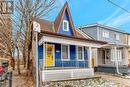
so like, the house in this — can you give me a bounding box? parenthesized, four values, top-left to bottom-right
(33, 3, 107, 81)
(128, 34, 130, 65)
(78, 23, 130, 73)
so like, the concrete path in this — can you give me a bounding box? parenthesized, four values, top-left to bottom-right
(95, 72, 130, 87)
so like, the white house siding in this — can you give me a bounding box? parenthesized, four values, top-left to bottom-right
(42, 68, 94, 81)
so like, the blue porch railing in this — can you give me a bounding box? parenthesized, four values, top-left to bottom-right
(44, 59, 88, 70)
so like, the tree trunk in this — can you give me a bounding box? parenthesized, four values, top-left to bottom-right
(10, 56, 15, 70)
(16, 46, 21, 75)
(23, 49, 26, 68)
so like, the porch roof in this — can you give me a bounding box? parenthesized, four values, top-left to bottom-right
(100, 43, 130, 48)
(39, 31, 107, 48)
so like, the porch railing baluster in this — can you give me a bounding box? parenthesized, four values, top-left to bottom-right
(43, 59, 88, 70)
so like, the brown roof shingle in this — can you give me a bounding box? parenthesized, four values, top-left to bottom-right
(34, 18, 54, 32)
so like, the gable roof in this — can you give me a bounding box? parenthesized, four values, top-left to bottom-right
(34, 2, 107, 44)
(78, 23, 129, 34)
(75, 29, 94, 39)
(36, 18, 90, 40)
(54, 2, 76, 36)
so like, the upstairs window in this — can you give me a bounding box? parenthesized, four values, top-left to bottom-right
(114, 33, 120, 40)
(102, 30, 109, 38)
(63, 20, 69, 31)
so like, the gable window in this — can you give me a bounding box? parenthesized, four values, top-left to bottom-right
(77, 46, 84, 61)
(114, 33, 120, 40)
(61, 44, 70, 61)
(63, 20, 69, 31)
(102, 30, 109, 38)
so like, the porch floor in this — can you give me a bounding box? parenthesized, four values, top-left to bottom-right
(44, 67, 86, 70)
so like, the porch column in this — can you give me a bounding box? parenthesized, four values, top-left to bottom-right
(88, 47, 92, 68)
(94, 48, 98, 67)
(42, 42, 45, 70)
(123, 47, 129, 65)
(114, 46, 119, 73)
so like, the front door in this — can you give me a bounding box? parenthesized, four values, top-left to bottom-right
(102, 50, 105, 64)
(45, 44, 54, 67)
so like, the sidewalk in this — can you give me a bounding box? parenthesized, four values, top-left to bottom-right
(95, 72, 130, 87)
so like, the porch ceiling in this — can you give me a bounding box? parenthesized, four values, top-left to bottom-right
(39, 35, 104, 48)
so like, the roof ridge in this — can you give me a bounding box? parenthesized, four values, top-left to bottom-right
(54, 2, 76, 36)
(78, 23, 129, 34)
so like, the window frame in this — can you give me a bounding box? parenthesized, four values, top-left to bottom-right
(102, 29, 109, 38)
(76, 46, 84, 61)
(63, 20, 69, 31)
(61, 44, 70, 61)
(114, 33, 120, 40)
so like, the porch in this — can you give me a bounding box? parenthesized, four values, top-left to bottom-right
(96, 44, 130, 73)
(38, 34, 104, 81)
(97, 44, 129, 67)
(41, 42, 94, 81)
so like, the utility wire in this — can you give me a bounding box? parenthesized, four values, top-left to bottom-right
(107, 0, 130, 13)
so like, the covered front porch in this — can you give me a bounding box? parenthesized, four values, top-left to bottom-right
(97, 44, 130, 73)
(97, 44, 129, 66)
(38, 34, 104, 81)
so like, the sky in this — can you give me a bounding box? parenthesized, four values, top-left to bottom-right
(44, 0, 130, 33)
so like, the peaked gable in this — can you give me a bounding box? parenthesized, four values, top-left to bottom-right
(54, 2, 76, 36)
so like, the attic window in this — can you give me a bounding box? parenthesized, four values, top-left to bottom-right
(63, 20, 69, 31)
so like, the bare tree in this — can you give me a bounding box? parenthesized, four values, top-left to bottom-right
(0, 14, 15, 70)
(0, 0, 56, 75)
(13, 0, 56, 75)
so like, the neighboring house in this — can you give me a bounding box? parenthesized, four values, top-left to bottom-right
(33, 3, 107, 81)
(78, 23, 130, 73)
(128, 34, 130, 65)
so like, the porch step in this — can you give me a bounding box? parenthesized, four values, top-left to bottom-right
(44, 67, 83, 70)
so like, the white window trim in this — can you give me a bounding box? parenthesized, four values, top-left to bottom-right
(102, 29, 109, 38)
(76, 46, 84, 61)
(114, 33, 120, 40)
(63, 20, 69, 31)
(61, 44, 70, 61)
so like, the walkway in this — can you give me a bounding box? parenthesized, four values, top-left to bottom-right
(95, 72, 130, 87)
